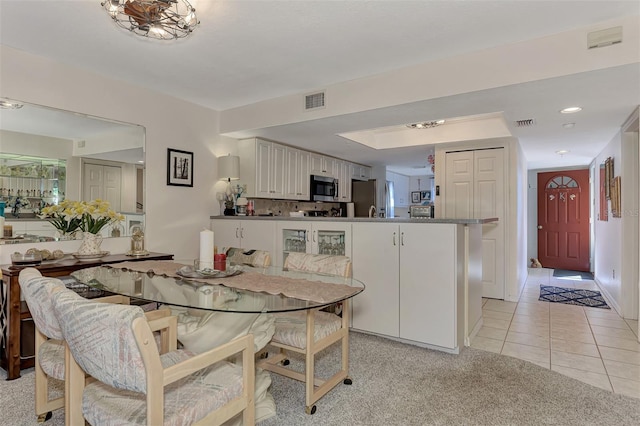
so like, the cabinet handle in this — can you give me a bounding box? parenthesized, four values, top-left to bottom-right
(401, 232, 405, 246)
(393, 232, 396, 246)
(306, 231, 310, 242)
(313, 230, 316, 243)
(235, 227, 239, 238)
(240, 227, 244, 238)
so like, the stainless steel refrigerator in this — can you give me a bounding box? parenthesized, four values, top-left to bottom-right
(351, 179, 394, 218)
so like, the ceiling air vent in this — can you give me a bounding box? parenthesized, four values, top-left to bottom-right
(515, 118, 536, 127)
(305, 92, 325, 110)
(587, 26, 622, 49)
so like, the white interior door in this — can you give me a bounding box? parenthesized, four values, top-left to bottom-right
(474, 149, 505, 299)
(103, 165, 122, 211)
(445, 149, 505, 299)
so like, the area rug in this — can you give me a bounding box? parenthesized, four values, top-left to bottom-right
(539, 285, 610, 309)
(553, 269, 594, 280)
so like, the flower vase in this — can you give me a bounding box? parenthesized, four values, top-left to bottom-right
(77, 232, 103, 256)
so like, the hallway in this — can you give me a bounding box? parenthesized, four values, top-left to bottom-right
(471, 268, 640, 399)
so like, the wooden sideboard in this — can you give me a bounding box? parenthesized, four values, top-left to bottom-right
(0, 252, 173, 380)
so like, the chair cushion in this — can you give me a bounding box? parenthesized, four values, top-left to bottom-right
(39, 339, 65, 380)
(271, 310, 342, 349)
(82, 350, 244, 426)
(226, 247, 270, 267)
(284, 252, 350, 276)
(18, 269, 65, 340)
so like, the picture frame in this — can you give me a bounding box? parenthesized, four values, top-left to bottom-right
(167, 148, 193, 187)
(421, 190, 431, 202)
(411, 191, 421, 204)
(604, 156, 613, 200)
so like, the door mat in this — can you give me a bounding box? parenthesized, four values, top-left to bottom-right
(552, 269, 594, 280)
(539, 285, 610, 309)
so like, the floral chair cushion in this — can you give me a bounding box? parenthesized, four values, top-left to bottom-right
(284, 252, 351, 277)
(38, 339, 65, 380)
(271, 310, 342, 349)
(18, 268, 65, 340)
(226, 247, 271, 267)
(52, 288, 149, 393)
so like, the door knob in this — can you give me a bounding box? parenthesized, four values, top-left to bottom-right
(537, 225, 543, 229)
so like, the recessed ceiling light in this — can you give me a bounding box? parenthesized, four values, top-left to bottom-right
(406, 120, 445, 129)
(0, 100, 23, 109)
(560, 106, 582, 114)
(562, 122, 576, 129)
(555, 150, 570, 155)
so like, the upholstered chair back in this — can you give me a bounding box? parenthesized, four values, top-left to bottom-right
(284, 252, 352, 277)
(226, 247, 271, 267)
(52, 289, 149, 393)
(18, 268, 65, 340)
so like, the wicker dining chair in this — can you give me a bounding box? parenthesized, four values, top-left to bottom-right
(51, 285, 255, 426)
(259, 252, 353, 415)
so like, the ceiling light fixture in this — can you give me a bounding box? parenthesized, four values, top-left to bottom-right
(560, 106, 582, 114)
(406, 120, 445, 129)
(562, 122, 576, 129)
(101, 0, 199, 40)
(555, 150, 570, 156)
(0, 100, 23, 109)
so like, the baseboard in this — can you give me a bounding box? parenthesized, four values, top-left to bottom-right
(349, 328, 460, 354)
(465, 316, 484, 347)
(594, 278, 623, 316)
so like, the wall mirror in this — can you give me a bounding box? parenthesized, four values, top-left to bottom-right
(0, 98, 145, 241)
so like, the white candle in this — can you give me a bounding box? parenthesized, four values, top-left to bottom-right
(199, 229, 214, 269)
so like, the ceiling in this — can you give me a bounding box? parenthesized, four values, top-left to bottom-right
(1, 1, 639, 174)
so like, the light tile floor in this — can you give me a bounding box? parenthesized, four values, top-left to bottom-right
(471, 267, 640, 399)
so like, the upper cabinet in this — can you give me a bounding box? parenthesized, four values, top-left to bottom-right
(239, 138, 286, 199)
(239, 138, 365, 202)
(351, 163, 372, 181)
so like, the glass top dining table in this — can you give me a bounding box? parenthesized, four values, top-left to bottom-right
(70, 262, 365, 314)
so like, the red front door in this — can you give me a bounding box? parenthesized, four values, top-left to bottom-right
(537, 170, 590, 271)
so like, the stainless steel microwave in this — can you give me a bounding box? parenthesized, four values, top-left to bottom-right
(310, 175, 338, 202)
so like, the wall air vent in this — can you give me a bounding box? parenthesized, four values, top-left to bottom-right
(587, 26, 622, 49)
(515, 118, 536, 127)
(305, 92, 325, 110)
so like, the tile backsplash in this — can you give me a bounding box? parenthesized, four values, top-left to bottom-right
(250, 199, 342, 217)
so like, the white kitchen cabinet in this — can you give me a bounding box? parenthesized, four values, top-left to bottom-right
(5, 220, 57, 238)
(351, 164, 372, 181)
(335, 160, 352, 202)
(284, 147, 310, 200)
(310, 153, 335, 177)
(239, 138, 286, 199)
(275, 220, 352, 267)
(352, 222, 468, 351)
(210, 219, 276, 257)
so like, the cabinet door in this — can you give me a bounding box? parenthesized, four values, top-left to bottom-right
(275, 221, 312, 267)
(399, 223, 456, 349)
(351, 223, 400, 337)
(255, 140, 271, 198)
(270, 143, 286, 198)
(337, 161, 351, 202)
(297, 151, 310, 200)
(311, 221, 352, 258)
(284, 148, 299, 199)
(310, 153, 326, 175)
(211, 219, 241, 250)
(239, 220, 276, 258)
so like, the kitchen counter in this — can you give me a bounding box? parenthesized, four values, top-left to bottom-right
(210, 215, 498, 224)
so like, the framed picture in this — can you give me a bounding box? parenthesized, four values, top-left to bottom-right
(604, 157, 613, 200)
(411, 191, 421, 204)
(167, 148, 193, 187)
(421, 190, 431, 202)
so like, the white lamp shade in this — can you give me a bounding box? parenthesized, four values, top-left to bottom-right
(218, 155, 240, 181)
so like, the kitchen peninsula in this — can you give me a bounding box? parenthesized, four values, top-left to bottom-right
(211, 215, 497, 354)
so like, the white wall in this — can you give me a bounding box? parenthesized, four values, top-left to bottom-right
(0, 45, 234, 262)
(594, 132, 624, 313)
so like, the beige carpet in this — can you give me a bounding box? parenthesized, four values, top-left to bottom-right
(2, 332, 639, 425)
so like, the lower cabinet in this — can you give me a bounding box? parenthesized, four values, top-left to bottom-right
(352, 222, 462, 351)
(210, 219, 276, 258)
